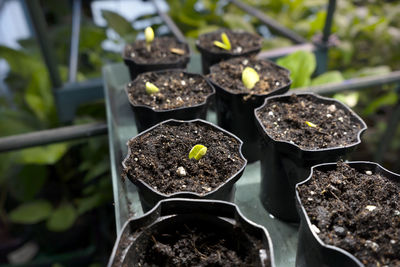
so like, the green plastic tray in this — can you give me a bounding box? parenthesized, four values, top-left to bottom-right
(103, 55, 298, 266)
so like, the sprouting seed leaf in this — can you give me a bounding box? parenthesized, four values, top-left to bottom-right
(213, 41, 229, 50)
(221, 33, 231, 50)
(145, 82, 159, 95)
(305, 121, 317, 128)
(213, 32, 231, 51)
(189, 144, 207, 161)
(242, 67, 260, 89)
(145, 26, 154, 44)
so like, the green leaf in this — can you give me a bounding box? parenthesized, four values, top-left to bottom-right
(0, 109, 38, 137)
(8, 165, 48, 202)
(0, 45, 40, 78)
(9, 200, 52, 224)
(333, 92, 360, 108)
(24, 66, 56, 123)
(277, 50, 316, 88)
(363, 91, 398, 116)
(46, 203, 77, 232)
(18, 143, 69, 165)
(222, 14, 256, 33)
(189, 144, 207, 160)
(83, 157, 110, 183)
(311, 71, 344, 86)
(242, 67, 260, 89)
(145, 82, 159, 95)
(101, 10, 135, 41)
(76, 194, 102, 215)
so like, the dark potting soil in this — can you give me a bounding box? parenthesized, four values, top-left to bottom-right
(209, 57, 291, 95)
(124, 37, 189, 64)
(123, 122, 245, 195)
(298, 161, 400, 267)
(127, 71, 214, 110)
(137, 220, 269, 267)
(197, 30, 262, 54)
(256, 94, 364, 149)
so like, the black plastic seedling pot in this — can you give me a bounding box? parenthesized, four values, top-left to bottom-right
(254, 92, 367, 222)
(195, 30, 262, 74)
(108, 198, 275, 267)
(295, 161, 400, 267)
(122, 119, 247, 212)
(123, 41, 190, 80)
(125, 70, 215, 133)
(209, 60, 291, 163)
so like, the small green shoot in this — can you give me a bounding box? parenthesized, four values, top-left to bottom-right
(145, 82, 159, 95)
(305, 121, 317, 128)
(242, 67, 260, 89)
(213, 32, 231, 51)
(145, 26, 154, 51)
(189, 144, 207, 160)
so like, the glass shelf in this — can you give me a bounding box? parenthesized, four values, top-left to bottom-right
(103, 56, 298, 267)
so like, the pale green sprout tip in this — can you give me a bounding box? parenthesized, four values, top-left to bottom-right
(145, 27, 154, 44)
(145, 82, 159, 95)
(213, 32, 231, 51)
(305, 121, 317, 128)
(189, 144, 207, 161)
(242, 67, 260, 89)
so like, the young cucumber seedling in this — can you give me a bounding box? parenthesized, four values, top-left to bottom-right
(145, 26, 154, 52)
(145, 82, 159, 95)
(213, 32, 231, 51)
(305, 121, 317, 128)
(189, 144, 207, 160)
(242, 67, 260, 89)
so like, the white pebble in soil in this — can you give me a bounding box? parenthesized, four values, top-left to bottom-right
(365, 240, 379, 252)
(176, 166, 187, 177)
(311, 224, 321, 234)
(365, 205, 377, 212)
(327, 104, 337, 113)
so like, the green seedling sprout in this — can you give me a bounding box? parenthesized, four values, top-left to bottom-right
(145, 82, 159, 95)
(305, 121, 317, 128)
(145, 26, 154, 52)
(189, 144, 207, 160)
(242, 67, 260, 89)
(213, 32, 231, 51)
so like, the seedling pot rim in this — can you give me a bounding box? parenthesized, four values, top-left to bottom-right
(122, 38, 190, 66)
(295, 161, 400, 267)
(254, 91, 368, 154)
(108, 198, 275, 267)
(195, 29, 263, 57)
(124, 69, 216, 112)
(208, 58, 292, 97)
(122, 118, 248, 198)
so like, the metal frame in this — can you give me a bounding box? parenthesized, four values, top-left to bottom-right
(23, 0, 103, 123)
(2, 0, 399, 164)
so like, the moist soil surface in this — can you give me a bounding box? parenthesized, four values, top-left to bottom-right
(124, 37, 189, 64)
(298, 161, 400, 267)
(123, 122, 245, 195)
(137, 220, 269, 267)
(127, 71, 214, 110)
(256, 94, 364, 149)
(209, 57, 291, 95)
(197, 30, 262, 54)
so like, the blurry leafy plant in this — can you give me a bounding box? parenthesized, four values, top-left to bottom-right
(276, 50, 344, 88)
(0, 16, 113, 237)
